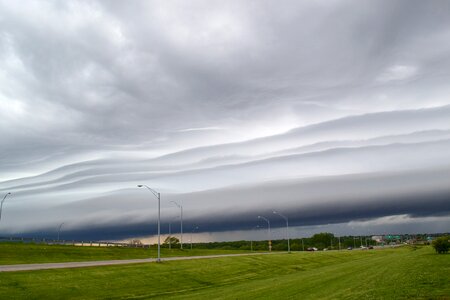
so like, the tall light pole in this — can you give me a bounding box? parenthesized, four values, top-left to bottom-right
(168, 221, 172, 250)
(0, 192, 11, 223)
(273, 211, 290, 253)
(168, 216, 180, 250)
(170, 200, 183, 249)
(251, 225, 261, 252)
(258, 216, 271, 252)
(57, 222, 64, 242)
(191, 226, 199, 250)
(137, 184, 161, 262)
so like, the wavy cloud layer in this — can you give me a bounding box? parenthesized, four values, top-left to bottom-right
(1, 0, 450, 240)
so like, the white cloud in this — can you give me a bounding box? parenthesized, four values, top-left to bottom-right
(178, 127, 223, 132)
(376, 65, 418, 83)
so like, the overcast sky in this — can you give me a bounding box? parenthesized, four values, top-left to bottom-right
(1, 0, 449, 242)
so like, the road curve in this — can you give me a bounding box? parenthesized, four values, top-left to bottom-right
(0, 252, 274, 272)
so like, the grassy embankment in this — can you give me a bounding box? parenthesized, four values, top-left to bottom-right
(0, 245, 448, 299)
(0, 242, 253, 265)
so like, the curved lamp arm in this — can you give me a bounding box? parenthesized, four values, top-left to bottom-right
(137, 185, 159, 199)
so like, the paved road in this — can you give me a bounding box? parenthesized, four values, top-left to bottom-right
(0, 252, 274, 272)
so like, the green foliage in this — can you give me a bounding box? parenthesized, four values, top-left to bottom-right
(432, 236, 450, 254)
(310, 232, 334, 249)
(163, 236, 180, 246)
(185, 234, 381, 251)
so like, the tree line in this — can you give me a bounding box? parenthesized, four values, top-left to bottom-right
(160, 232, 379, 251)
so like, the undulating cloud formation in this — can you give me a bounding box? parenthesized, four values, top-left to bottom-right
(1, 0, 449, 241)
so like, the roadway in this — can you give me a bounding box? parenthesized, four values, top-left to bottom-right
(0, 252, 274, 272)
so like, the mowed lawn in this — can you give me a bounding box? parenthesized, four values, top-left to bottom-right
(0, 242, 252, 265)
(0, 246, 448, 299)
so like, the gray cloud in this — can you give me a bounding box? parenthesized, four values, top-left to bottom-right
(1, 0, 450, 240)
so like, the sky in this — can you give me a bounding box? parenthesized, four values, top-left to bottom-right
(0, 0, 449, 242)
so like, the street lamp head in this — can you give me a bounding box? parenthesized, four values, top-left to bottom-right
(7, 192, 11, 195)
(170, 200, 181, 208)
(137, 185, 143, 187)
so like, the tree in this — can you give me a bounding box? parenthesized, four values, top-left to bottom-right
(311, 232, 334, 249)
(272, 242, 287, 251)
(432, 236, 449, 254)
(163, 236, 180, 246)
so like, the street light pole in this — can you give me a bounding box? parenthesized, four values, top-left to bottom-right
(0, 192, 11, 223)
(168, 222, 171, 250)
(191, 226, 199, 250)
(57, 222, 64, 242)
(273, 211, 290, 253)
(170, 201, 183, 249)
(138, 184, 161, 262)
(251, 225, 261, 252)
(258, 216, 271, 252)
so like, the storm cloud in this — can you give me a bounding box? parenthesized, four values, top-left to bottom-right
(1, 0, 450, 240)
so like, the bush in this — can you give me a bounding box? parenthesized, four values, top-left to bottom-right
(432, 236, 449, 254)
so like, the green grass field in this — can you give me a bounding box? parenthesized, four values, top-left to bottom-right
(0, 244, 448, 299)
(0, 242, 252, 265)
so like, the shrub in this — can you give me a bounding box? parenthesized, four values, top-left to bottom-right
(432, 236, 449, 254)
